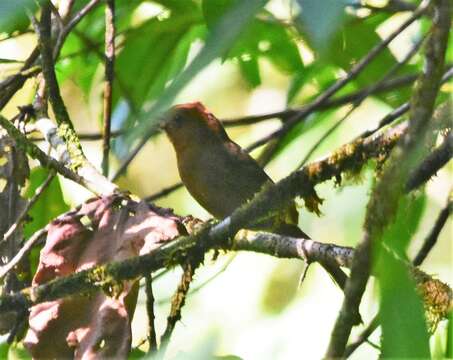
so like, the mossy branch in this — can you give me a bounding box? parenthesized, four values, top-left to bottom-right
(326, 0, 451, 357)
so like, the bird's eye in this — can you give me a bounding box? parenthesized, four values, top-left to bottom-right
(173, 114, 183, 126)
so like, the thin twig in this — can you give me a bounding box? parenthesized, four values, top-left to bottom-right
(413, 195, 452, 266)
(245, 0, 430, 153)
(0, 48, 40, 110)
(297, 34, 427, 168)
(406, 132, 453, 191)
(359, 66, 452, 139)
(53, 0, 102, 59)
(222, 72, 421, 126)
(144, 274, 158, 353)
(0, 0, 94, 111)
(0, 228, 48, 280)
(0, 115, 92, 190)
(37, 4, 84, 164)
(343, 316, 381, 357)
(1, 171, 55, 246)
(145, 183, 184, 202)
(157, 254, 236, 305)
(111, 127, 160, 181)
(72, 29, 138, 114)
(159, 260, 200, 356)
(102, 0, 115, 176)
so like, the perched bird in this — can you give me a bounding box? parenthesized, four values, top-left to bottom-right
(163, 102, 346, 287)
(162, 102, 302, 235)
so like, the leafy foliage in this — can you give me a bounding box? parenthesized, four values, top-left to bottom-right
(0, 0, 37, 34)
(0, 0, 450, 358)
(377, 193, 430, 358)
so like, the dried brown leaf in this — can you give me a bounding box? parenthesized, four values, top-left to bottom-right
(24, 196, 181, 359)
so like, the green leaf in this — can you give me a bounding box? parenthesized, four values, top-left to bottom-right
(378, 251, 430, 358)
(287, 63, 336, 104)
(8, 343, 31, 360)
(326, 13, 397, 86)
(115, 14, 203, 111)
(202, 0, 238, 29)
(0, 342, 9, 359)
(128, 347, 147, 359)
(287, 69, 309, 105)
(377, 192, 429, 358)
(24, 168, 70, 238)
(446, 312, 453, 358)
(296, 0, 346, 53)
(0, 0, 37, 34)
(152, 0, 199, 12)
(381, 192, 426, 257)
(238, 56, 261, 88)
(57, 0, 147, 95)
(255, 19, 303, 74)
(57, 35, 100, 95)
(0, 58, 23, 64)
(203, 0, 303, 75)
(127, 0, 269, 146)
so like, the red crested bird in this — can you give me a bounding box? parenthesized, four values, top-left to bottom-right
(163, 102, 346, 288)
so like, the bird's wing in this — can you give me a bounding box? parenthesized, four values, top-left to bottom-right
(224, 141, 301, 227)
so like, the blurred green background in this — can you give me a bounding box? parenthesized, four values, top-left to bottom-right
(0, 0, 451, 358)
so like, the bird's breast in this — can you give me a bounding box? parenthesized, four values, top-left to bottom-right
(176, 146, 262, 219)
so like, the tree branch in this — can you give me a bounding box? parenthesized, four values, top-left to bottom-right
(34, 4, 117, 195)
(1, 171, 54, 247)
(406, 132, 453, 191)
(0, 218, 449, 324)
(344, 191, 453, 357)
(101, 0, 115, 176)
(296, 33, 426, 168)
(245, 0, 429, 153)
(413, 193, 452, 266)
(160, 259, 200, 356)
(325, 0, 451, 356)
(221, 71, 423, 126)
(144, 274, 158, 353)
(0, 115, 94, 189)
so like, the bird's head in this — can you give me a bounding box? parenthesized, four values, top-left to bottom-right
(162, 102, 229, 151)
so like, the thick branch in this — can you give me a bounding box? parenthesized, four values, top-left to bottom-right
(233, 231, 353, 268)
(0, 225, 450, 322)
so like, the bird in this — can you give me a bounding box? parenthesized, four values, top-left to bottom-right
(162, 102, 346, 287)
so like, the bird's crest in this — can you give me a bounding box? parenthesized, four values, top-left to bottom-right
(174, 102, 230, 142)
